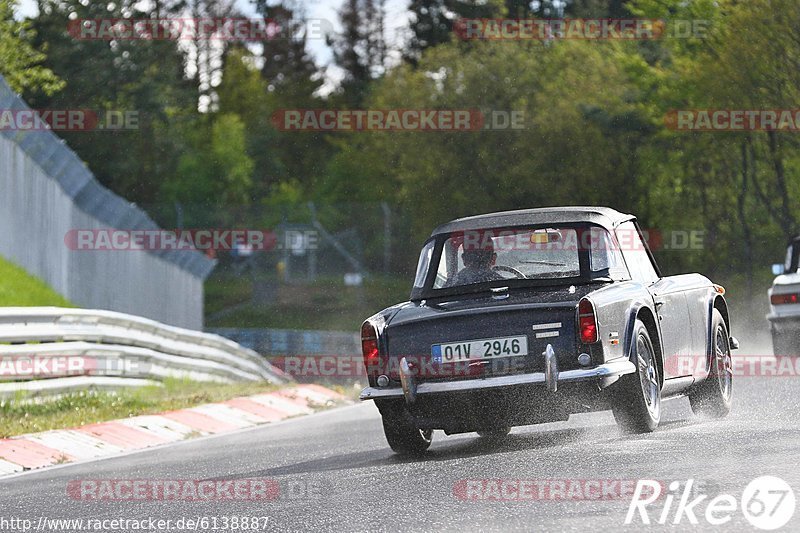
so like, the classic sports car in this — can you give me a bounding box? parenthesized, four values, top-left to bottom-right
(768, 236, 800, 356)
(360, 207, 738, 454)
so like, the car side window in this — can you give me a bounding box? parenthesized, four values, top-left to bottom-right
(589, 227, 629, 280)
(433, 239, 460, 289)
(616, 222, 659, 285)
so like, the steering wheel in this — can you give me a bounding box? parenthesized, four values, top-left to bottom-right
(492, 265, 526, 279)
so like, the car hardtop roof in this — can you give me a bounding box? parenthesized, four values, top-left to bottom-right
(430, 206, 635, 236)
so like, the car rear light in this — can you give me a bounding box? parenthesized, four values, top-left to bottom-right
(361, 321, 380, 375)
(771, 293, 800, 305)
(578, 299, 598, 344)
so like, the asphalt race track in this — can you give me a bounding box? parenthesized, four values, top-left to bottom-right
(2, 331, 799, 532)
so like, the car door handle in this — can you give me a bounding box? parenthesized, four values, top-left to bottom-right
(654, 300, 664, 320)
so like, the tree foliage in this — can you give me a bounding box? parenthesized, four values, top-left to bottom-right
(0, 0, 62, 94)
(4, 0, 799, 289)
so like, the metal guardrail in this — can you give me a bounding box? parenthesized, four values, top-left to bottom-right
(0, 308, 288, 398)
(0, 74, 214, 330)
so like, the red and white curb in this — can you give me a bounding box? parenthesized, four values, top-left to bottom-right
(0, 384, 348, 476)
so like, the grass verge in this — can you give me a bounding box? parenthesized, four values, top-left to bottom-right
(0, 255, 73, 307)
(0, 378, 282, 438)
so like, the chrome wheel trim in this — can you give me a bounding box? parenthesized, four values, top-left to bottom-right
(715, 326, 733, 401)
(637, 334, 660, 418)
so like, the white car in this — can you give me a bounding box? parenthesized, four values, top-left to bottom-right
(768, 237, 800, 356)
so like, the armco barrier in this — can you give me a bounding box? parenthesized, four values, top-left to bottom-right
(0, 74, 213, 330)
(0, 307, 288, 398)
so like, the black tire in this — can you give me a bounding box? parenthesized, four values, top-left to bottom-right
(476, 427, 511, 440)
(382, 410, 432, 455)
(612, 319, 661, 433)
(772, 329, 798, 357)
(689, 309, 733, 418)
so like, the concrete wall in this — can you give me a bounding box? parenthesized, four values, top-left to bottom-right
(0, 75, 214, 329)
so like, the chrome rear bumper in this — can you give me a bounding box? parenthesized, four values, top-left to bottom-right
(360, 344, 637, 403)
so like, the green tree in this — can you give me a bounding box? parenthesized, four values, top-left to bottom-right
(217, 46, 283, 198)
(337, 38, 652, 264)
(328, 0, 373, 105)
(564, 0, 629, 17)
(405, 0, 453, 64)
(163, 113, 254, 210)
(254, 1, 321, 98)
(328, 0, 391, 105)
(0, 0, 62, 94)
(30, 0, 197, 205)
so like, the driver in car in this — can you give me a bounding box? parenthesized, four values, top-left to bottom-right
(448, 240, 504, 286)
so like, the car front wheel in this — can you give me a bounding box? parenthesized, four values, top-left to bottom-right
(612, 319, 661, 433)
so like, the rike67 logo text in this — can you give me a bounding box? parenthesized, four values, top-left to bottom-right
(626, 477, 796, 530)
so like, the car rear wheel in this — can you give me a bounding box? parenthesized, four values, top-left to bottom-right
(612, 319, 661, 433)
(689, 309, 733, 418)
(381, 411, 432, 455)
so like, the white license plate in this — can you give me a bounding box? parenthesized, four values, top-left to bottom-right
(431, 335, 529, 363)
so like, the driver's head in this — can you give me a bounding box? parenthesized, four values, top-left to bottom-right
(462, 238, 496, 269)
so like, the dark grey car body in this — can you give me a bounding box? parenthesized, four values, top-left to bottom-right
(360, 207, 735, 435)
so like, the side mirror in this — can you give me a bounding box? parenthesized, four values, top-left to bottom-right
(772, 264, 786, 276)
